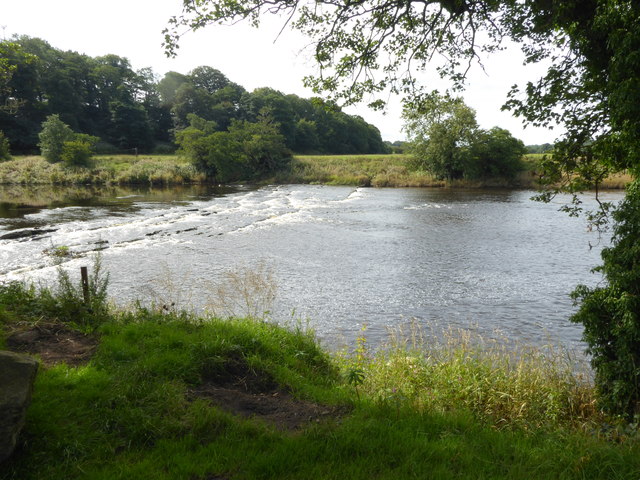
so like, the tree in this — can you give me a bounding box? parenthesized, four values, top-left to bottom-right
(468, 127, 526, 180)
(189, 66, 230, 94)
(176, 113, 291, 182)
(157, 71, 189, 105)
(229, 114, 292, 176)
(293, 118, 320, 153)
(405, 95, 524, 180)
(38, 114, 97, 165)
(164, 0, 640, 417)
(109, 100, 153, 151)
(404, 93, 478, 180)
(164, 1, 640, 187)
(38, 114, 75, 162)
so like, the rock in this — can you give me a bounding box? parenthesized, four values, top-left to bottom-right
(0, 228, 57, 240)
(0, 351, 38, 463)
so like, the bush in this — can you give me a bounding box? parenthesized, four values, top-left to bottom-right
(571, 180, 640, 418)
(61, 140, 93, 168)
(176, 114, 291, 182)
(467, 127, 526, 179)
(0, 131, 11, 161)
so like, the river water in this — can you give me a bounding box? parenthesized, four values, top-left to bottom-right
(0, 184, 624, 351)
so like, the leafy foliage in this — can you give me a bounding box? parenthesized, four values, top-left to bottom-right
(468, 127, 526, 180)
(0, 36, 388, 156)
(60, 140, 94, 168)
(38, 115, 98, 166)
(405, 93, 524, 180)
(570, 180, 640, 419)
(38, 114, 75, 163)
(405, 93, 478, 180)
(176, 113, 291, 182)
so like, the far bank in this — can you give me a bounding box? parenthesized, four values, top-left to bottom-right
(0, 153, 633, 189)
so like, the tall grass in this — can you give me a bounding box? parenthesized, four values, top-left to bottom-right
(0, 155, 205, 185)
(339, 320, 602, 432)
(279, 154, 445, 187)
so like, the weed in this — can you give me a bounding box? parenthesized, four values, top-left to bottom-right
(204, 261, 277, 320)
(345, 367, 366, 401)
(42, 244, 77, 259)
(50, 253, 110, 329)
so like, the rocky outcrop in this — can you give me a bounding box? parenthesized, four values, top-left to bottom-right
(0, 351, 38, 463)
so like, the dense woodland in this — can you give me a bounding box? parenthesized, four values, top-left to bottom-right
(0, 36, 389, 156)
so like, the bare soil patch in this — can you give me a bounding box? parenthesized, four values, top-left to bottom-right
(5, 324, 97, 367)
(189, 357, 343, 431)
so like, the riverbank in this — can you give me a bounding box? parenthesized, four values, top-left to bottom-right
(276, 154, 633, 189)
(1, 269, 639, 479)
(0, 155, 206, 186)
(1, 154, 632, 189)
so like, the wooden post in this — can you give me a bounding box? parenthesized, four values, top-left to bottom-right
(80, 266, 90, 304)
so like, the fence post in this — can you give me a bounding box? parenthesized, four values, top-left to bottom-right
(80, 266, 90, 304)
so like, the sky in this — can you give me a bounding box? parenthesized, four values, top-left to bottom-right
(1, 0, 561, 144)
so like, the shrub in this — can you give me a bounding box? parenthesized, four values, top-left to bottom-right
(571, 180, 640, 418)
(61, 140, 93, 168)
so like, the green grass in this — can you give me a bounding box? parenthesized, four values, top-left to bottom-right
(0, 155, 205, 185)
(1, 274, 640, 479)
(280, 154, 444, 187)
(279, 154, 547, 188)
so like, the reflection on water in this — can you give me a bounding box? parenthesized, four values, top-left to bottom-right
(0, 184, 624, 352)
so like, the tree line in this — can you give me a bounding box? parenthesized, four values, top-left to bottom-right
(0, 36, 389, 156)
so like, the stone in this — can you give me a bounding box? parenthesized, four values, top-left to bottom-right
(0, 228, 57, 240)
(0, 351, 38, 463)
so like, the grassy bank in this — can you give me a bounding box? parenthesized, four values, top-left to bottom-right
(1, 267, 639, 479)
(0, 153, 633, 189)
(0, 155, 206, 185)
(280, 154, 633, 189)
(279, 154, 443, 187)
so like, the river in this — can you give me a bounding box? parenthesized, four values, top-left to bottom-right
(0, 184, 624, 352)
